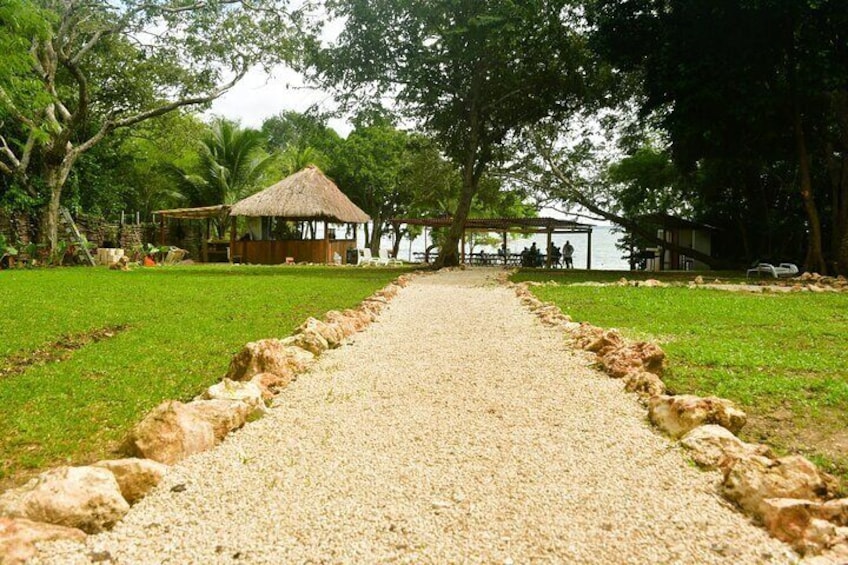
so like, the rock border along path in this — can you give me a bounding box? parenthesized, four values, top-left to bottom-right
(35, 268, 795, 564)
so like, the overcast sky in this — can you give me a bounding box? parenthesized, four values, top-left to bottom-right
(207, 12, 353, 136)
(207, 64, 354, 136)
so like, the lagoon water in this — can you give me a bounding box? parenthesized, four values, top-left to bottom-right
(367, 224, 630, 270)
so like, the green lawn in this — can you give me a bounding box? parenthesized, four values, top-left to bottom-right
(0, 265, 406, 486)
(514, 270, 848, 486)
(513, 268, 748, 285)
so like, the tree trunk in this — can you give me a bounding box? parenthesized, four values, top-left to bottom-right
(828, 92, 848, 275)
(41, 185, 62, 250)
(39, 154, 76, 249)
(436, 169, 477, 267)
(369, 212, 382, 253)
(437, 70, 483, 269)
(425, 243, 439, 264)
(839, 229, 848, 276)
(792, 106, 827, 274)
(391, 224, 403, 258)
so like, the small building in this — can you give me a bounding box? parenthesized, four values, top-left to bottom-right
(634, 213, 715, 271)
(228, 166, 369, 265)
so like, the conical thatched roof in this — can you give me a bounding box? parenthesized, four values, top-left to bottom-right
(229, 165, 370, 223)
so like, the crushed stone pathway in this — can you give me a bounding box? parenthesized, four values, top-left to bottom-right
(37, 268, 795, 564)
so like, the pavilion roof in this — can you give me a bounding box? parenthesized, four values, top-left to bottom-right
(229, 165, 370, 223)
(152, 204, 230, 220)
(390, 216, 593, 233)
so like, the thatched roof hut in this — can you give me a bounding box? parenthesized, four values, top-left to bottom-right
(229, 165, 369, 223)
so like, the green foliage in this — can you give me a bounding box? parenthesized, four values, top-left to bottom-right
(116, 112, 209, 217)
(0, 0, 53, 120)
(262, 110, 341, 155)
(259, 110, 343, 184)
(316, 0, 600, 264)
(320, 0, 594, 165)
(0, 233, 18, 260)
(588, 0, 848, 272)
(0, 265, 405, 484)
(195, 119, 274, 204)
(166, 118, 273, 234)
(607, 146, 686, 217)
(0, 0, 307, 245)
(332, 122, 409, 207)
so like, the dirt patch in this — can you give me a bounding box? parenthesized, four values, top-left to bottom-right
(743, 407, 848, 494)
(0, 325, 128, 379)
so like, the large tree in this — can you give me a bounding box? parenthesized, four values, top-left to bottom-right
(0, 0, 306, 248)
(315, 0, 599, 266)
(588, 0, 848, 273)
(329, 117, 412, 253)
(262, 110, 342, 176)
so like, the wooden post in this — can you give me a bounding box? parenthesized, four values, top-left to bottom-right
(502, 231, 508, 265)
(545, 228, 553, 268)
(461, 229, 466, 264)
(159, 215, 165, 246)
(229, 216, 236, 263)
(324, 221, 330, 263)
(202, 218, 210, 262)
(586, 229, 592, 270)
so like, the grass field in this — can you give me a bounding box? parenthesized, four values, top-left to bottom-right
(0, 265, 407, 487)
(514, 269, 848, 487)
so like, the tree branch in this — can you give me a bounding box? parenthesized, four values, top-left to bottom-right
(111, 69, 247, 130)
(481, 85, 532, 113)
(72, 68, 247, 158)
(136, 0, 242, 15)
(539, 145, 728, 268)
(59, 55, 90, 135)
(70, 28, 109, 65)
(0, 87, 37, 129)
(18, 127, 38, 172)
(0, 132, 21, 173)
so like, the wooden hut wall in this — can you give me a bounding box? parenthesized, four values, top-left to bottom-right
(232, 239, 354, 265)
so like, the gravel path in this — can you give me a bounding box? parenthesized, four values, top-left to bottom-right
(37, 268, 795, 564)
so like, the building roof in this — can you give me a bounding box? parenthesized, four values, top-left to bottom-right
(229, 165, 370, 223)
(152, 204, 230, 220)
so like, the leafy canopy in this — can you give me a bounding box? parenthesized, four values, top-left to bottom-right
(319, 0, 594, 169)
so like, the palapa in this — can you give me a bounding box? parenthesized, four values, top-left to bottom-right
(229, 165, 369, 223)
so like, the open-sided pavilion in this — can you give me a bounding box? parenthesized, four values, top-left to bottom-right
(152, 204, 231, 262)
(153, 166, 370, 265)
(390, 217, 594, 268)
(228, 166, 369, 265)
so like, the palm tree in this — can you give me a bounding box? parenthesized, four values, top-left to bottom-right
(278, 145, 326, 176)
(167, 119, 274, 235)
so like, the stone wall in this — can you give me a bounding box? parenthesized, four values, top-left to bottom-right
(0, 211, 34, 246)
(0, 210, 156, 254)
(2, 211, 201, 262)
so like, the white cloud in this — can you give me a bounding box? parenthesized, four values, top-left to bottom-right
(207, 64, 353, 136)
(207, 9, 351, 135)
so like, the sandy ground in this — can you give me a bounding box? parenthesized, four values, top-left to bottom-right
(35, 268, 795, 564)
